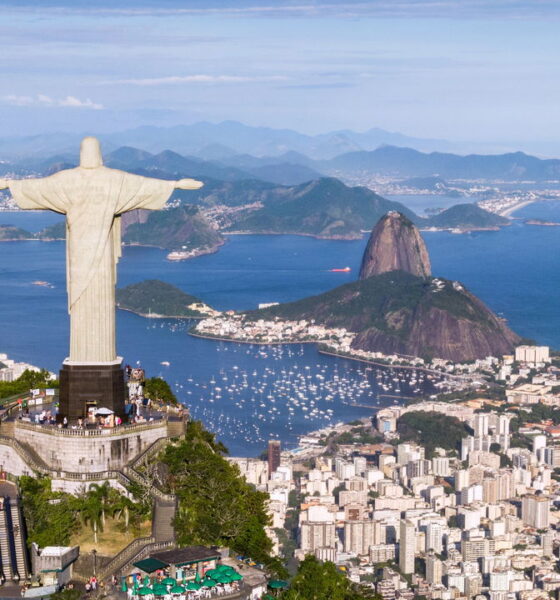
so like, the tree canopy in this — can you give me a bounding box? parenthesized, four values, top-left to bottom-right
(280, 556, 378, 600)
(0, 369, 57, 400)
(144, 377, 178, 405)
(158, 420, 283, 574)
(398, 411, 469, 456)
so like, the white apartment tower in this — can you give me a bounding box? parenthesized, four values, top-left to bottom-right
(426, 522, 443, 553)
(399, 519, 416, 574)
(522, 494, 550, 529)
(426, 552, 443, 585)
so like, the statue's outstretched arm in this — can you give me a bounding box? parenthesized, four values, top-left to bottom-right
(175, 178, 204, 190)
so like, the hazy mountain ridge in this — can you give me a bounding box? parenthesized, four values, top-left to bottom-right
(0, 120, 511, 163)
(322, 146, 560, 181)
(37, 205, 225, 254)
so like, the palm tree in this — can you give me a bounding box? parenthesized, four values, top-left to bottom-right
(80, 496, 104, 544)
(87, 482, 111, 528)
(111, 494, 133, 532)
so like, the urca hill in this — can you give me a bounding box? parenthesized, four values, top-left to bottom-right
(249, 212, 520, 362)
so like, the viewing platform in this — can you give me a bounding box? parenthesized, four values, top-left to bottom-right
(0, 398, 186, 491)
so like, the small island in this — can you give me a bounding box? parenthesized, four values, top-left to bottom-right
(116, 279, 219, 318)
(525, 219, 560, 227)
(0, 224, 34, 241)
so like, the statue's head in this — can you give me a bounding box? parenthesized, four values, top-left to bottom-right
(80, 137, 103, 169)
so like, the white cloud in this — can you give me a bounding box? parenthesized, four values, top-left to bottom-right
(3, 95, 35, 106)
(106, 74, 289, 86)
(37, 94, 54, 104)
(59, 96, 104, 109)
(1, 94, 103, 110)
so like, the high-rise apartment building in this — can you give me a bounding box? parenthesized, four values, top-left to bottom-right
(399, 519, 415, 574)
(267, 440, 281, 475)
(522, 494, 550, 529)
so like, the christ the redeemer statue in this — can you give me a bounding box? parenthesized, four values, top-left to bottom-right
(0, 137, 202, 363)
(0, 137, 202, 419)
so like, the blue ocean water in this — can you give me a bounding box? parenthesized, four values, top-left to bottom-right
(1, 201, 559, 454)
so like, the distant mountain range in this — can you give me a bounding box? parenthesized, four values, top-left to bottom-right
(35, 204, 225, 253)
(320, 146, 560, 181)
(0, 120, 522, 163)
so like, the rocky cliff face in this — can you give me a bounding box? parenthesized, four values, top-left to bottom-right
(349, 278, 520, 362)
(359, 211, 431, 279)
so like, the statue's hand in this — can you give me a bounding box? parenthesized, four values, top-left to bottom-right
(175, 178, 204, 190)
(0, 178, 9, 190)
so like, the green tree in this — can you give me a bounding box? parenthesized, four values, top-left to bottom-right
(144, 377, 178, 406)
(79, 494, 104, 545)
(49, 589, 82, 600)
(0, 369, 58, 400)
(280, 556, 372, 600)
(158, 420, 280, 573)
(398, 411, 468, 456)
(19, 476, 78, 547)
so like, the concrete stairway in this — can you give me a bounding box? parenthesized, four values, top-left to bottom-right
(153, 498, 176, 542)
(0, 503, 13, 580)
(9, 501, 29, 580)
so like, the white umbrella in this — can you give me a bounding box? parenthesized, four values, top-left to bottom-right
(95, 407, 114, 416)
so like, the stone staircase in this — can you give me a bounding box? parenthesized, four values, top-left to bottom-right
(9, 501, 29, 580)
(153, 498, 177, 542)
(0, 502, 13, 581)
(0, 496, 30, 582)
(0, 435, 50, 475)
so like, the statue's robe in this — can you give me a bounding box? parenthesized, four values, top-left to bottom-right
(9, 166, 175, 363)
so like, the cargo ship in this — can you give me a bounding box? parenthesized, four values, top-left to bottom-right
(329, 267, 351, 272)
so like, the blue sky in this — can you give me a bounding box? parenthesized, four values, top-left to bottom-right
(1, 0, 559, 149)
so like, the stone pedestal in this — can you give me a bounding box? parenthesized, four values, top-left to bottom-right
(58, 359, 126, 422)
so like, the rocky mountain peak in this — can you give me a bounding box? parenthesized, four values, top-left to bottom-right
(359, 211, 431, 280)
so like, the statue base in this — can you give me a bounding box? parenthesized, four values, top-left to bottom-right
(58, 359, 126, 422)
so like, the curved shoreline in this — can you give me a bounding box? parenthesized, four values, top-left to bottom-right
(117, 306, 207, 320)
(223, 230, 364, 241)
(499, 200, 535, 217)
(317, 348, 469, 380)
(188, 330, 468, 380)
(188, 330, 318, 345)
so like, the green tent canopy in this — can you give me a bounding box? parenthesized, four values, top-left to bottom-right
(268, 580, 288, 589)
(133, 558, 168, 574)
(171, 585, 185, 594)
(216, 565, 235, 572)
(138, 587, 153, 596)
(186, 581, 201, 590)
(202, 580, 217, 587)
(205, 569, 220, 578)
(152, 584, 168, 595)
(229, 572, 243, 581)
(162, 577, 176, 585)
